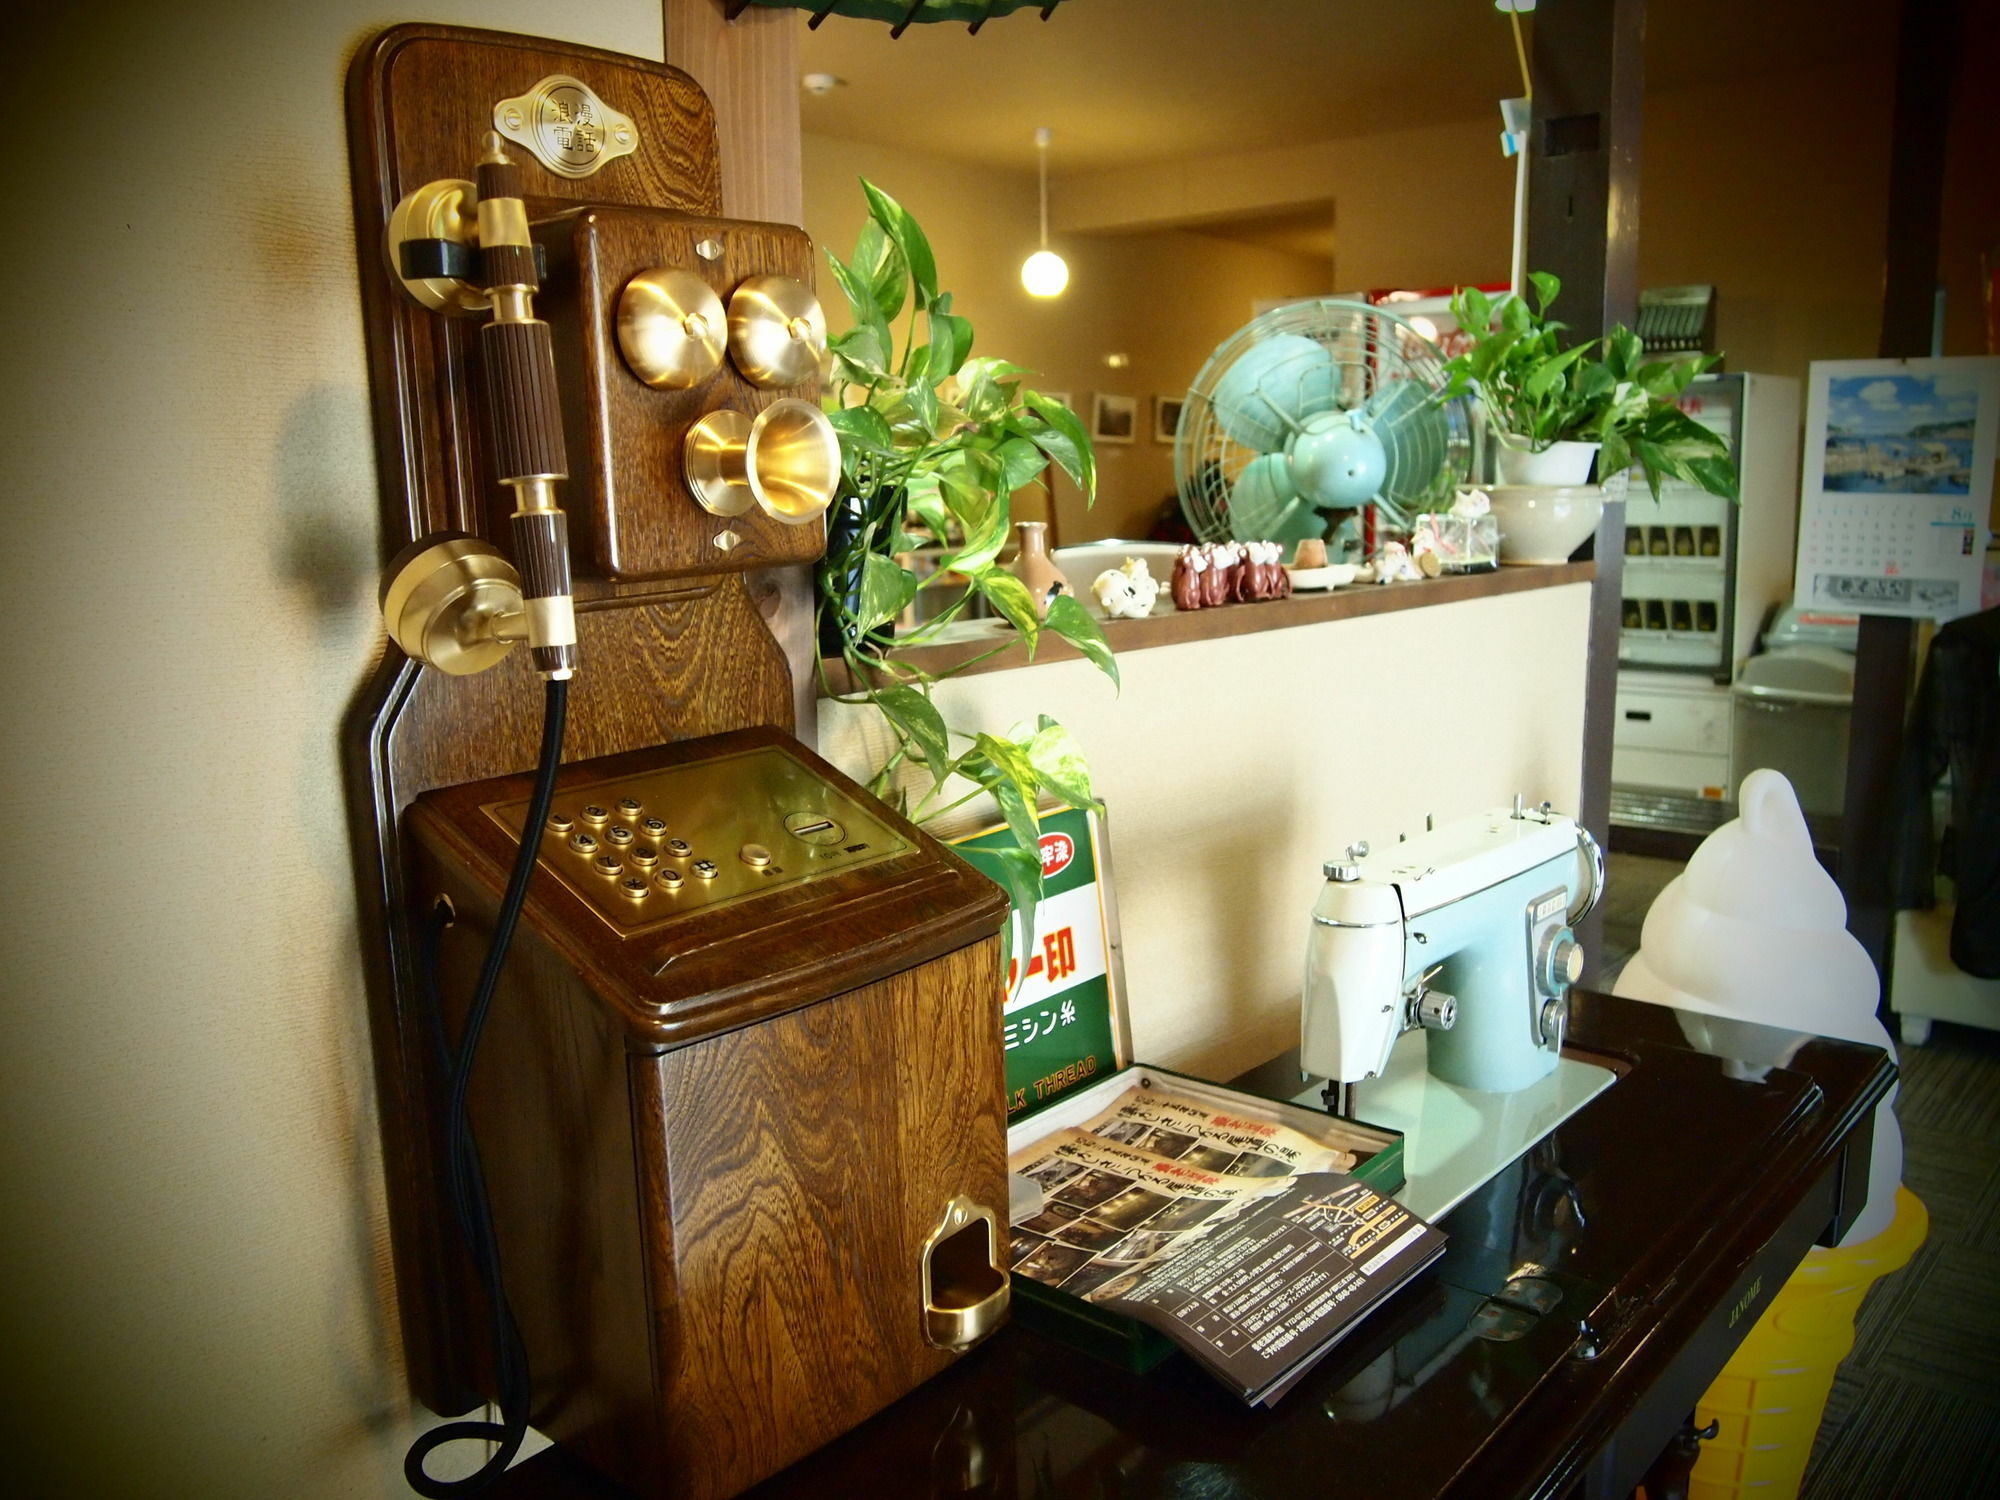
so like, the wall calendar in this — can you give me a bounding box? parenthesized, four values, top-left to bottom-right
(1793, 356, 2000, 621)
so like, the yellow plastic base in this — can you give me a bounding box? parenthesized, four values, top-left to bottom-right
(1689, 1186, 1928, 1500)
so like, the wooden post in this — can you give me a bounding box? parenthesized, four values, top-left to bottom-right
(1840, 0, 1963, 978)
(1524, 0, 1645, 985)
(662, 0, 820, 740)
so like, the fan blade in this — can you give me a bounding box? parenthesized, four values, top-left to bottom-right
(1368, 379, 1455, 516)
(1210, 334, 1334, 451)
(1287, 409, 1388, 509)
(1227, 455, 1323, 543)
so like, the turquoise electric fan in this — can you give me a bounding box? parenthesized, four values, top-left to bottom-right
(1174, 300, 1471, 550)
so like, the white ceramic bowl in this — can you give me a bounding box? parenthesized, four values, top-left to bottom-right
(1487, 484, 1603, 564)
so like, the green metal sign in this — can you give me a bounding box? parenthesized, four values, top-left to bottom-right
(952, 806, 1124, 1119)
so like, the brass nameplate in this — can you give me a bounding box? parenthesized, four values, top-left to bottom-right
(493, 74, 638, 180)
(484, 744, 909, 938)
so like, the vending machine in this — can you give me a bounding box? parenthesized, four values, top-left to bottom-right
(1611, 372, 1801, 800)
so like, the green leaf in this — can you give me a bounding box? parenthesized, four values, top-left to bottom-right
(1026, 720, 1101, 813)
(829, 325, 889, 381)
(935, 483, 1010, 575)
(861, 179, 938, 309)
(1021, 391, 1097, 501)
(905, 379, 940, 440)
(995, 435, 1048, 498)
(1599, 427, 1631, 479)
(826, 402, 896, 454)
(1462, 285, 1494, 332)
(1500, 293, 1531, 336)
(926, 294, 967, 381)
(855, 552, 918, 635)
(1523, 342, 1590, 400)
(1528, 270, 1561, 314)
(980, 841, 1043, 981)
(977, 569, 1042, 646)
(1633, 360, 1682, 399)
(903, 473, 954, 539)
(1686, 454, 1740, 502)
(874, 684, 950, 784)
(1044, 592, 1119, 690)
(851, 217, 907, 324)
(824, 248, 890, 348)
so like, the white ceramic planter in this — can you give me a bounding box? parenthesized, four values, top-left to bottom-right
(1489, 484, 1604, 564)
(1493, 438, 1600, 486)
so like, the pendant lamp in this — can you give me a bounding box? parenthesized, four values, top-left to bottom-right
(1021, 127, 1069, 298)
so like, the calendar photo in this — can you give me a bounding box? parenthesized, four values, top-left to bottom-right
(1795, 357, 2000, 621)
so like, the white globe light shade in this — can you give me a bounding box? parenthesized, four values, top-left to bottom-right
(1021, 249, 1069, 298)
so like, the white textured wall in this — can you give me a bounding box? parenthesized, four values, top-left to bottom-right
(819, 584, 1593, 1083)
(0, 3, 661, 1494)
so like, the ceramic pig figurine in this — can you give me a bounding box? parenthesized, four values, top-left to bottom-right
(1202, 542, 1236, 607)
(1171, 545, 1208, 611)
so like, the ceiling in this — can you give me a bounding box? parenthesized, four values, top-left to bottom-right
(796, 0, 1890, 178)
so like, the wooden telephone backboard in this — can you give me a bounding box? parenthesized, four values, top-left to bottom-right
(341, 27, 1010, 1497)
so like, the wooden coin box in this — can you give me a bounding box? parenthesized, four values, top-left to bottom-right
(406, 727, 1011, 1499)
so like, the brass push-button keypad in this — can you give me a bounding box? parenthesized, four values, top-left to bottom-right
(484, 743, 911, 937)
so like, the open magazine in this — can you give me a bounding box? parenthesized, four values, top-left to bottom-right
(1008, 1084, 1445, 1405)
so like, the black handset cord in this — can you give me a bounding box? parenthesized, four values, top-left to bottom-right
(406, 676, 569, 1496)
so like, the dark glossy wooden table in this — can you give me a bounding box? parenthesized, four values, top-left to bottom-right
(487, 992, 1894, 1500)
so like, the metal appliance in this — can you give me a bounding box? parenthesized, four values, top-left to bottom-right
(1296, 800, 1614, 1219)
(1613, 372, 1802, 812)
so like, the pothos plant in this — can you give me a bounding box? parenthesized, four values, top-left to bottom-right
(816, 180, 1119, 925)
(1443, 273, 1738, 501)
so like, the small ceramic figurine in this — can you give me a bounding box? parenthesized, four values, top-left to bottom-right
(1009, 520, 1071, 618)
(1091, 557, 1162, 619)
(1196, 543, 1228, 607)
(1171, 545, 1208, 611)
(1371, 541, 1423, 584)
(1266, 541, 1293, 598)
(1293, 537, 1329, 569)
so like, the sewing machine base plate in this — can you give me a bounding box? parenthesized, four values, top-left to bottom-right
(1293, 1035, 1618, 1221)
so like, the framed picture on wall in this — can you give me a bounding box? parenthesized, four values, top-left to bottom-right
(1092, 393, 1137, 445)
(1153, 395, 1185, 443)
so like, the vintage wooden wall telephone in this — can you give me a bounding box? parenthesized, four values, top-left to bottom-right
(345, 25, 1010, 1499)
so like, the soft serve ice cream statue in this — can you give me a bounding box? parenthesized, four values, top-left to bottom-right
(1614, 769, 1903, 1244)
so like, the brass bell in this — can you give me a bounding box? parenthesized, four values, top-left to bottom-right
(726, 275, 826, 389)
(683, 399, 841, 525)
(616, 267, 726, 389)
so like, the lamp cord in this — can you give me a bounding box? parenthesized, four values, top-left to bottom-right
(1508, 2, 1533, 101)
(405, 676, 569, 1496)
(1035, 127, 1051, 249)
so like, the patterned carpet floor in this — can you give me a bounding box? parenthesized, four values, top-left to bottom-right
(1602, 854, 2000, 1498)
